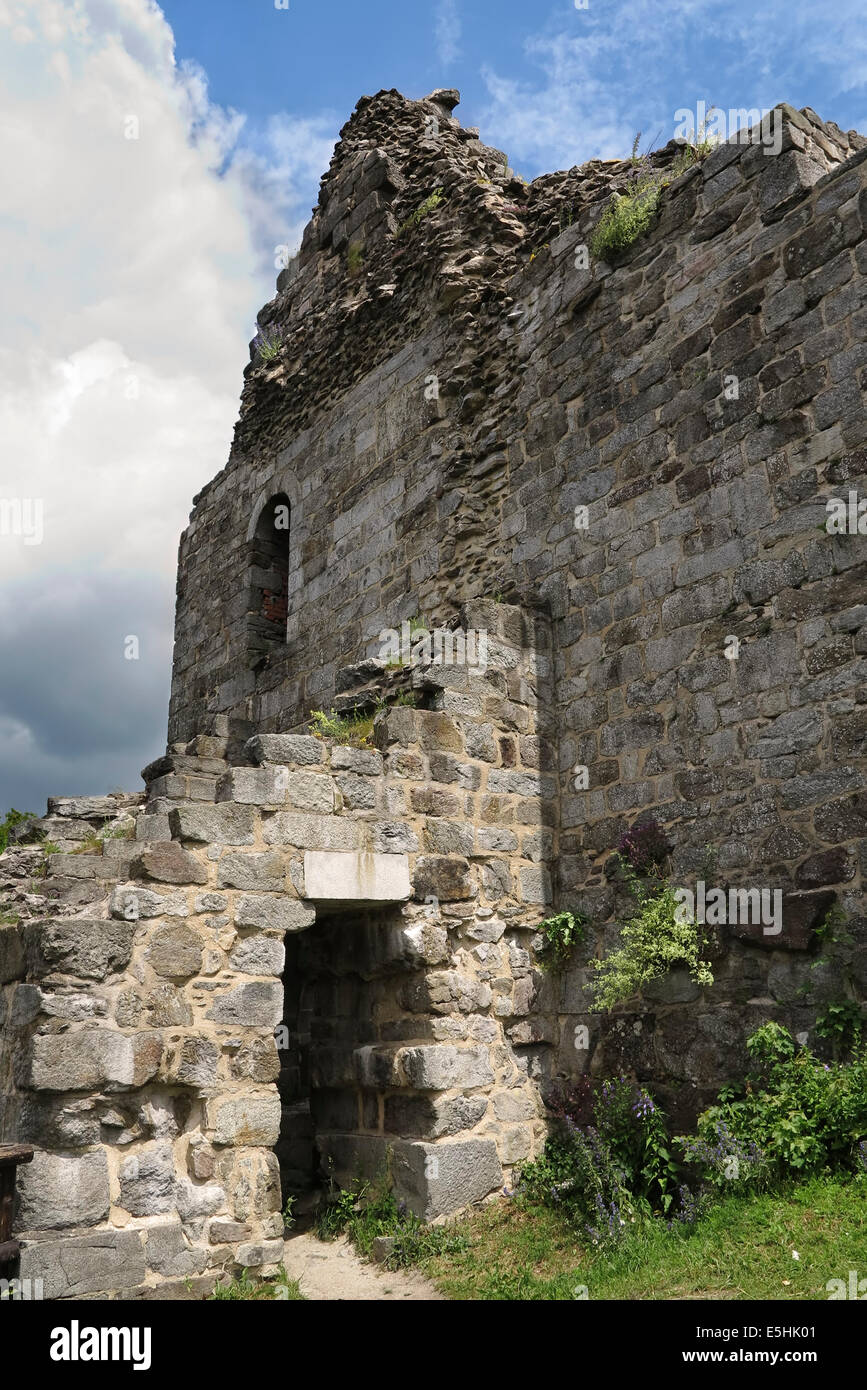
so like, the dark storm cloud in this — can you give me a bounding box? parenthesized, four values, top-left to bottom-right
(0, 572, 174, 815)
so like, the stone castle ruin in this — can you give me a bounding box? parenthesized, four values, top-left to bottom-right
(1, 88, 866, 1298)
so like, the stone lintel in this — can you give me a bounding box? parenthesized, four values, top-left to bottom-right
(302, 850, 411, 903)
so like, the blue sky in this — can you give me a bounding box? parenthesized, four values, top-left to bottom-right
(162, 0, 867, 181)
(0, 0, 866, 817)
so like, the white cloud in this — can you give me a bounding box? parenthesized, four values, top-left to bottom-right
(434, 0, 461, 67)
(0, 0, 337, 811)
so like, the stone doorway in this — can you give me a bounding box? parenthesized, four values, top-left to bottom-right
(276, 906, 414, 1214)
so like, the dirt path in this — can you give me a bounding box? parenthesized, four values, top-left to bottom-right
(282, 1231, 445, 1301)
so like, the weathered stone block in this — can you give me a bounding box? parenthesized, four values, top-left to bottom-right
(15, 1150, 110, 1231)
(330, 746, 383, 775)
(413, 856, 474, 901)
(391, 1139, 503, 1220)
(19, 1229, 146, 1300)
(211, 1094, 282, 1147)
(205, 981, 283, 1027)
(246, 734, 324, 766)
(400, 1044, 494, 1090)
(262, 813, 358, 850)
(146, 1220, 209, 1277)
(170, 802, 257, 843)
(119, 1141, 176, 1216)
(217, 851, 286, 891)
(163, 1034, 220, 1089)
(25, 918, 135, 981)
(234, 894, 316, 932)
(132, 842, 208, 885)
(110, 885, 188, 920)
(228, 935, 286, 976)
(24, 1029, 162, 1092)
(147, 923, 203, 979)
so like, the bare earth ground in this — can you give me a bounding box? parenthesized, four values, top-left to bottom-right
(281, 1231, 445, 1301)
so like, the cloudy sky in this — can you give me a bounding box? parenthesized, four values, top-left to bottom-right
(1, 0, 865, 816)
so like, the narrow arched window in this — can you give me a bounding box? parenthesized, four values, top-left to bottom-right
(248, 493, 290, 669)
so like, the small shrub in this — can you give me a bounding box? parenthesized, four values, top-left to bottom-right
(680, 1024, 867, 1187)
(589, 176, 663, 262)
(589, 130, 713, 262)
(589, 882, 714, 1012)
(816, 999, 863, 1057)
(536, 910, 588, 970)
(346, 241, 364, 276)
(314, 1171, 469, 1269)
(520, 1128, 635, 1248)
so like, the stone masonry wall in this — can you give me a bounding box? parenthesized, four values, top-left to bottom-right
(1, 605, 562, 1297)
(166, 93, 867, 1130)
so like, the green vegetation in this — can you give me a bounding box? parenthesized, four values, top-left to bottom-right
(0, 809, 37, 853)
(395, 187, 445, 238)
(423, 1173, 867, 1300)
(308, 706, 378, 746)
(315, 1170, 470, 1270)
(590, 881, 714, 1011)
(346, 241, 364, 276)
(422, 1023, 867, 1299)
(255, 330, 283, 363)
(210, 1264, 305, 1301)
(535, 910, 588, 970)
(589, 127, 715, 262)
(72, 834, 104, 856)
(682, 1023, 867, 1186)
(589, 827, 713, 1011)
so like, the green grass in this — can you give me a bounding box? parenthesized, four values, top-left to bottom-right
(308, 707, 378, 746)
(423, 1174, 867, 1300)
(209, 1264, 306, 1301)
(316, 1175, 470, 1270)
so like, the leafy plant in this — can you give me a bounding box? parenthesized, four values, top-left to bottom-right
(253, 327, 283, 363)
(308, 706, 378, 746)
(589, 130, 714, 262)
(72, 834, 104, 856)
(210, 1264, 305, 1301)
(282, 1193, 297, 1231)
(589, 882, 714, 1012)
(815, 999, 863, 1058)
(536, 910, 588, 970)
(681, 1024, 867, 1186)
(346, 241, 364, 276)
(314, 1168, 469, 1269)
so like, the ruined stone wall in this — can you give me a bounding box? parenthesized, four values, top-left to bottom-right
(4, 92, 867, 1296)
(167, 93, 867, 1129)
(1, 606, 564, 1296)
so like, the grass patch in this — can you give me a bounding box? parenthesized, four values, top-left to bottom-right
(424, 1174, 867, 1300)
(315, 1172, 470, 1271)
(308, 707, 377, 746)
(209, 1264, 306, 1301)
